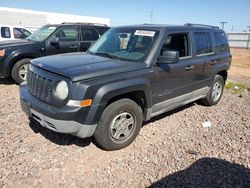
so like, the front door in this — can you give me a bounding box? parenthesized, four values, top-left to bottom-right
(152, 31, 195, 114)
(46, 26, 80, 55)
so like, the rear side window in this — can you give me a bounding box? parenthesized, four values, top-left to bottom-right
(194, 32, 213, 55)
(1, 27, 11, 38)
(95, 26, 110, 35)
(81, 28, 99, 41)
(214, 32, 229, 52)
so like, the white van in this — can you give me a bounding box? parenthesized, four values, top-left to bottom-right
(0, 25, 31, 41)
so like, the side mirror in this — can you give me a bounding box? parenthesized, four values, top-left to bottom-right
(50, 36, 59, 45)
(157, 50, 179, 64)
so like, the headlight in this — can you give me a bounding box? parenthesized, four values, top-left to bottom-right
(54, 81, 68, 100)
(0, 49, 5, 57)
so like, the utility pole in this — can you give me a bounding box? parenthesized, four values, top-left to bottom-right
(150, 10, 154, 23)
(247, 26, 250, 49)
(220, 21, 228, 30)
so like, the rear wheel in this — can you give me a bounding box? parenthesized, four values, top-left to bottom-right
(201, 75, 224, 106)
(11, 58, 31, 84)
(94, 99, 143, 150)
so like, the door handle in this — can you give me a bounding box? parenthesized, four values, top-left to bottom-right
(185, 65, 194, 71)
(69, 45, 78, 49)
(209, 60, 217, 65)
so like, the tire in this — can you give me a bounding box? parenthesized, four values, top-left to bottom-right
(201, 75, 224, 106)
(11, 58, 31, 84)
(94, 99, 143, 151)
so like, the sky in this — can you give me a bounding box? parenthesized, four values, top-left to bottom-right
(1, 0, 250, 32)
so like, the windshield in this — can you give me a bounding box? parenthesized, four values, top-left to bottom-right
(89, 27, 159, 62)
(26, 25, 57, 42)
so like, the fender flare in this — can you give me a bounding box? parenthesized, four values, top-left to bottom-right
(4, 50, 41, 75)
(84, 78, 152, 124)
(210, 63, 229, 83)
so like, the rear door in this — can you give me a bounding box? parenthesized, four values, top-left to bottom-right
(192, 31, 215, 91)
(79, 27, 100, 52)
(46, 26, 80, 55)
(152, 31, 195, 114)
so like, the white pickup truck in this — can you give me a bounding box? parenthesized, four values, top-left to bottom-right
(0, 25, 31, 41)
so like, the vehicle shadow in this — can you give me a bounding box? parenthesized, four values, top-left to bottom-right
(0, 77, 15, 85)
(28, 119, 92, 148)
(150, 157, 250, 188)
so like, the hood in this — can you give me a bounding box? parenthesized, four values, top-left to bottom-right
(31, 53, 147, 82)
(0, 39, 36, 49)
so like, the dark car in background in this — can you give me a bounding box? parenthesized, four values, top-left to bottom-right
(0, 23, 109, 84)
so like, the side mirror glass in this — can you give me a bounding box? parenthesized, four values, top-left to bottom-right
(157, 50, 179, 64)
(50, 36, 59, 45)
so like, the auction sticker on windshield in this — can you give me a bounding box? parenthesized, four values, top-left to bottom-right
(134, 30, 155, 37)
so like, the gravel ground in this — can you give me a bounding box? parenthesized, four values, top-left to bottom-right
(0, 77, 249, 188)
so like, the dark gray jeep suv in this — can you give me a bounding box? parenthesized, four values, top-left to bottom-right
(20, 23, 231, 150)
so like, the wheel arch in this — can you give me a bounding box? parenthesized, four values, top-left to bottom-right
(10, 53, 39, 72)
(84, 78, 152, 124)
(217, 70, 228, 82)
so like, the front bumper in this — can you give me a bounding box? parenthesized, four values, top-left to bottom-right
(19, 84, 97, 138)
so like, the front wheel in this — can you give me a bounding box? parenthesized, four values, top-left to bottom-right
(11, 58, 31, 84)
(94, 99, 143, 150)
(201, 75, 224, 106)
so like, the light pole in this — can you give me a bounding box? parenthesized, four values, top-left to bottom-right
(220, 21, 228, 30)
(247, 26, 250, 32)
(150, 10, 154, 23)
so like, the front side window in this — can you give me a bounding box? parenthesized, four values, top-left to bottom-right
(55, 27, 78, 42)
(1, 27, 11, 38)
(160, 33, 190, 58)
(81, 28, 99, 41)
(214, 32, 229, 52)
(26, 25, 57, 42)
(194, 32, 213, 55)
(13, 28, 31, 39)
(89, 28, 160, 62)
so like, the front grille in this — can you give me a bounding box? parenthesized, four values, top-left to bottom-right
(27, 68, 53, 103)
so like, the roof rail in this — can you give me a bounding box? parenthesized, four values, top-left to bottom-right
(61, 22, 108, 26)
(185, 23, 219, 29)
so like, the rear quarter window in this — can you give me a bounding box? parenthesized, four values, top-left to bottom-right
(214, 32, 229, 53)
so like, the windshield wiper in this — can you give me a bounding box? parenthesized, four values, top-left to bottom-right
(92, 52, 120, 60)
